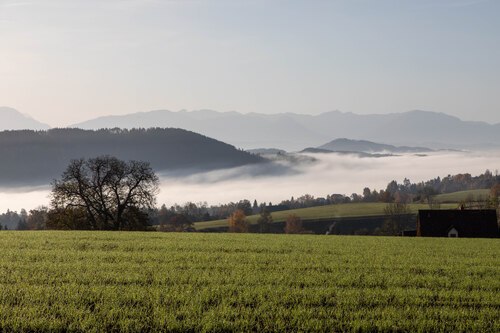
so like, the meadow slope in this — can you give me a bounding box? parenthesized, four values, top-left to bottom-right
(0, 232, 498, 332)
(434, 189, 491, 203)
(195, 202, 458, 230)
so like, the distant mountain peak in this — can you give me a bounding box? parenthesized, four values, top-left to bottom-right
(401, 109, 460, 119)
(0, 107, 50, 131)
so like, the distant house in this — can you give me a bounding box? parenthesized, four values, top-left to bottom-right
(417, 209, 499, 238)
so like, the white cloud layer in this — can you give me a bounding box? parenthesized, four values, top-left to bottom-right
(1, 151, 499, 212)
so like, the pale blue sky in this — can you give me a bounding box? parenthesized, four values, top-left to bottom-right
(1, 0, 499, 126)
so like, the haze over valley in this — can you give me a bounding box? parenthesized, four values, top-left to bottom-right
(1, 106, 499, 213)
(1, 148, 499, 213)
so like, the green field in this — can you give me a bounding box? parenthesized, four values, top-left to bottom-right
(195, 202, 458, 230)
(1, 231, 498, 332)
(434, 189, 491, 203)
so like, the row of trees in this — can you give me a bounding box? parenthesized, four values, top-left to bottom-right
(0, 208, 48, 230)
(359, 170, 500, 204)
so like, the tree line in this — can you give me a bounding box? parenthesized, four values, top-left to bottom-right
(358, 170, 500, 204)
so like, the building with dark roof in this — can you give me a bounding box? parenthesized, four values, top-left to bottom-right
(417, 209, 499, 238)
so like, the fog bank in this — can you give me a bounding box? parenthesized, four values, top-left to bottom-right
(1, 151, 499, 213)
(157, 151, 500, 206)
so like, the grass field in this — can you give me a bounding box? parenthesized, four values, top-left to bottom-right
(434, 189, 491, 203)
(0, 231, 498, 332)
(195, 202, 458, 230)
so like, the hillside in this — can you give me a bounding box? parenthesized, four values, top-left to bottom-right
(0, 107, 50, 131)
(72, 109, 500, 150)
(0, 128, 264, 186)
(434, 189, 491, 203)
(317, 138, 433, 153)
(194, 202, 458, 231)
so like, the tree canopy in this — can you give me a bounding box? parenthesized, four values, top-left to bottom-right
(228, 209, 248, 233)
(49, 156, 159, 230)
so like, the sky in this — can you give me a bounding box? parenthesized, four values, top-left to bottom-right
(1, 0, 499, 127)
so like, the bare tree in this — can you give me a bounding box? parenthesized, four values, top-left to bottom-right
(50, 156, 159, 230)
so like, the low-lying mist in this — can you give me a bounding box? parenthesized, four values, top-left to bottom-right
(1, 151, 499, 213)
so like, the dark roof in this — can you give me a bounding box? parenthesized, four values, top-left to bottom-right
(417, 210, 499, 238)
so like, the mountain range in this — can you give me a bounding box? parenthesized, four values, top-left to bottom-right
(2, 107, 500, 151)
(70, 109, 500, 150)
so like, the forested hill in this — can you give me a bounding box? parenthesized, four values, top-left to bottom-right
(317, 138, 433, 153)
(0, 128, 264, 186)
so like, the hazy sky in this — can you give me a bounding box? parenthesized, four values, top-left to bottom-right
(1, 0, 499, 126)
